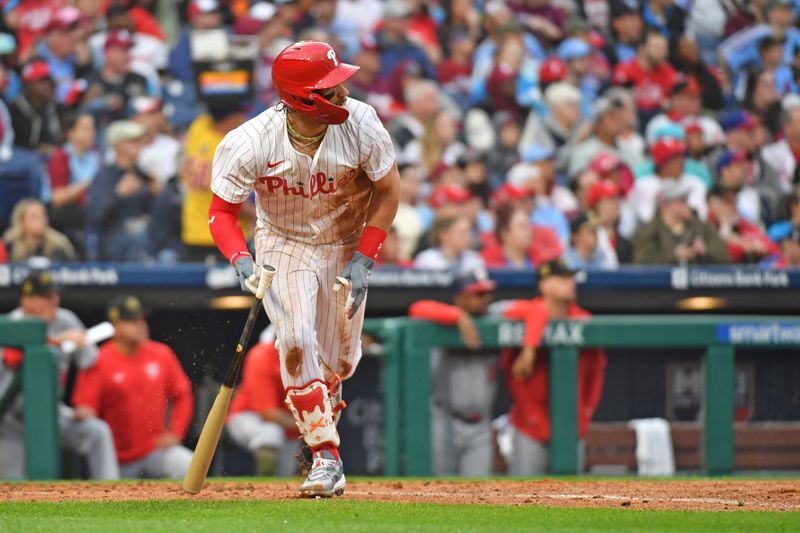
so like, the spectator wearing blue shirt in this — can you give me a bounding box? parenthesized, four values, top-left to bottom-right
(506, 157, 571, 246)
(85, 121, 152, 262)
(642, 0, 687, 40)
(558, 38, 601, 118)
(604, 1, 644, 67)
(47, 111, 100, 249)
(376, 0, 435, 80)
(720, 0, 800, 80)
(763, 220, 800, 267)
(0, 33, 21, 102)
(35, 6, 92, 104)
(758, 35, 798, 95)
(470, 3, 545, 106)
(169, 0, 226, 83)
(563, 212, 618, 270)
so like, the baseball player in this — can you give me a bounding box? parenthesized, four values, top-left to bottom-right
(208, 41, 399, 497)
(409, 269, 499, 476)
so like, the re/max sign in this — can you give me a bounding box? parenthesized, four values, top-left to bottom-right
(498, 322, 585, 347)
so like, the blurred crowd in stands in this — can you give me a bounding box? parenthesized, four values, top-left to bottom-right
(1, 0, 800, 270)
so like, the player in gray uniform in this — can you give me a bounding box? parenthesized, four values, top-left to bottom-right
(409, 270, 499, 476)
(0, 269, 118, 480)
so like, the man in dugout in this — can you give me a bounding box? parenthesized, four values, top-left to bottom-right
(72, 295, 194, 478)
(409, 269, 499, 476)
(502, 259, 607, 475)
(0, 269, 118, 480)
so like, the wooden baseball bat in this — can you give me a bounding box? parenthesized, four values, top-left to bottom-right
(182, 265, 276, 495)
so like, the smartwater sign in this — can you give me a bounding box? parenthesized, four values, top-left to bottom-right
(717, 323, 800, 345)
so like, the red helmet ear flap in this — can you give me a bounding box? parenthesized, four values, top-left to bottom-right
(306, 92, 350, 124)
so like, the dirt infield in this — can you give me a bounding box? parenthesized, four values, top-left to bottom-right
(2, 479, 799, 511)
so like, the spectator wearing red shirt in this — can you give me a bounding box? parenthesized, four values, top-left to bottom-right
(4, 0, 63, 58)
(47, 111, 100, 247)
(501, 259, 606, 475)
(587, 178, 632, 263)
(73, 295, 194, 479)
(613, 28, 678, 122)
(409, 269, 498, 476)
(226, 326, 300, 477)
(481, 202, 562, 268)
(507, 0, 566, 46)
(0, 240, 7, 263)
(708, 184, 778, 264)
(437, 29, 475, 109)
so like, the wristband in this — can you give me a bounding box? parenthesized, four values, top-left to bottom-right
(357, 225, 387, 260)
(230, 251, 252, 265)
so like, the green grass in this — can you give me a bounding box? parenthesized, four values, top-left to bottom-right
(1, 500, 798, 533)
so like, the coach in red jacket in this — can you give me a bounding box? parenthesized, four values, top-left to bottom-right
(73, 295, 194, 479)
(502, 259, 606, 475)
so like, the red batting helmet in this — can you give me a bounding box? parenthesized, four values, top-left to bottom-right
(271, 41, 359, 125)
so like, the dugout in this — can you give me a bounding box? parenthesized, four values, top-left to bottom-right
(2, 264, 800, 478)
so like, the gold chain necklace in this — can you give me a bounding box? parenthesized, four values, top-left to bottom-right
(287, 116, 326, 144)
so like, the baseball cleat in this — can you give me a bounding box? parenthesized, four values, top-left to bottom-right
(298, 449, 346, 498)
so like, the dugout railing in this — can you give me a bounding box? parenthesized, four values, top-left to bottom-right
(363, 315, 800, 477)
(0, 317, 60, 479)
(5, 314, 800, 479)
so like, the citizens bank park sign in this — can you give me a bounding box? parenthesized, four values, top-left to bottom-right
(670, 267, 790, 290)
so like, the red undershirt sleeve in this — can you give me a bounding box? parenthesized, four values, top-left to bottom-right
(208, 194, 250, 264)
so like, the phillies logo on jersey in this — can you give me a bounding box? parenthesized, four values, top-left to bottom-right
(258, 170, 357, 198)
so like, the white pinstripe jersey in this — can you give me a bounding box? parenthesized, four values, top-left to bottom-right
(211, 98, 395, 244)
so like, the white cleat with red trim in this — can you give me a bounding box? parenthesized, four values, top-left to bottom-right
(299, 449, 345, 498)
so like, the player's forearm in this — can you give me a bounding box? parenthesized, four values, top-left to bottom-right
(364, 165, 400, 232)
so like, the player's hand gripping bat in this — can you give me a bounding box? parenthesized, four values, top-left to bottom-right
(182, 264, 276, 494)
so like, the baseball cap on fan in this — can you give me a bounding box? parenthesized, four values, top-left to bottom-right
(557, 38, 591, 61)
(586, 180, 622, 209)
(384, 0, 412, 19)
(657, 181, 690, 205)
(429, 184, 474, 209)
(719, 110, 757, 132)
(651, 137, 686, 169)
(129, 95, 162, 117)
(104, 30, 134, 51)
(106, 120, 147, 147)
(46, 6, 81, 33)
(187, 0, 222, 20)
(21, 60, 52, 83)
(539, 58, 567, 85)
(589, 152, 623, 178)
